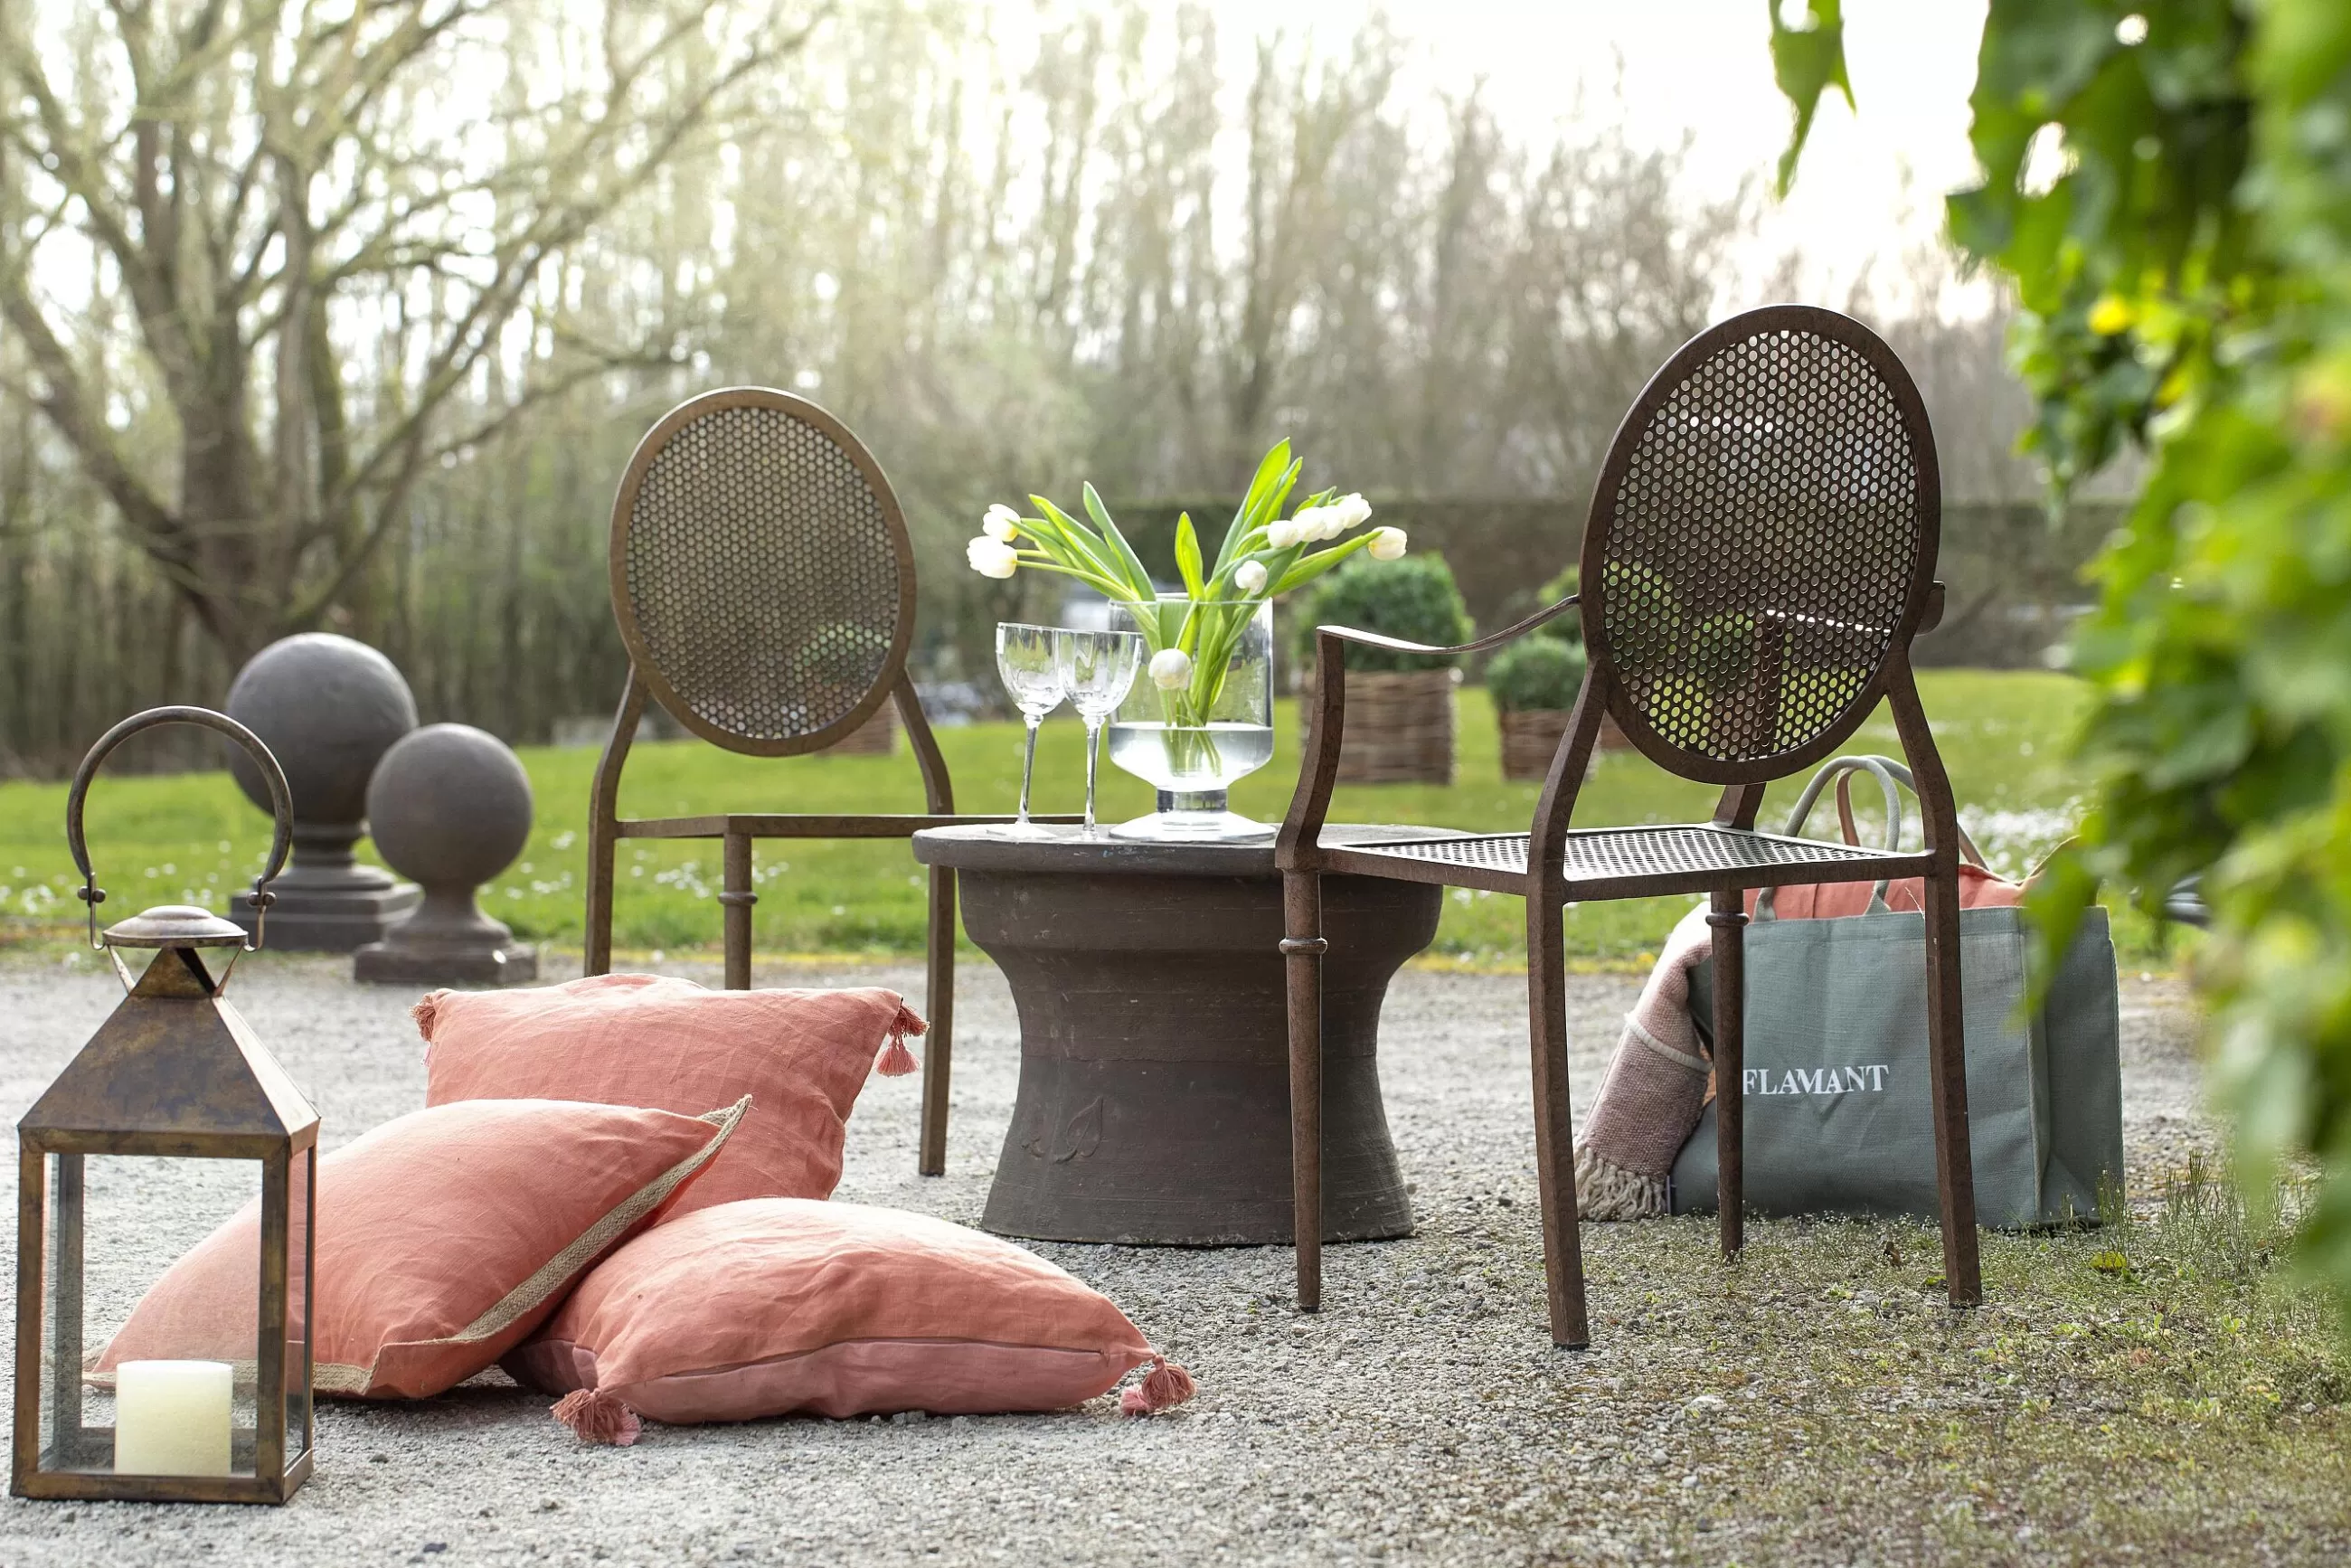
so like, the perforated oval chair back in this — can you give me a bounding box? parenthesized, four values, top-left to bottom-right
(1276, 305, 1982, 1354)
(588, 388, 1003, 1184)
(609, 388, 916, 757)
(1580, 304, 1940, 786)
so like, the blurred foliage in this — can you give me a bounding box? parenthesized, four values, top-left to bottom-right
(1484, 638, 1589, 714)
(1776, 0, 2351, 1331)
(1293, 553, 1475, 674)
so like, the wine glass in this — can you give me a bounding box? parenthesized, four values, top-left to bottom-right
(995, 622, 1065, 837)
(1053, 628, 1145, 837)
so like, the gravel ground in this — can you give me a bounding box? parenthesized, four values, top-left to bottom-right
(0, 951, 2234, 1566)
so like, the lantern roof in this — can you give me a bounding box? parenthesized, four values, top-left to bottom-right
(18, 946, 318, 1146)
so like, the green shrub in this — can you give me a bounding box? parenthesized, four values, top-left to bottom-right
(1293, 553, 1474, 674)
(1485, 636, 1588, 713)
(1531, 566, 1584, 647)
(1600, 561, 1684, 665)
(1692, 610, 1758, 693)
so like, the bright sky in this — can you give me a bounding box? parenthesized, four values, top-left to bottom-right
(1196, 0, 1989, 298)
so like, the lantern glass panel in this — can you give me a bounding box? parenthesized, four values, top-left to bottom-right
(283, 1145, 313, 1467)
(40, 1154, 263, 1478)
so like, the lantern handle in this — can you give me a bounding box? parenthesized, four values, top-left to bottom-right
(64, 706, 296, 953)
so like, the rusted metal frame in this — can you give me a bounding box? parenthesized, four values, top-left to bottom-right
(720, 830, 755, 991)
(34, 1129, 292, 1159)
(48, 1150, 81, 1464)
(900, 670, 960, 1178)
(1303, 590, 1582, 666)
(1275, 628, 1356, 876)
(1561, 851, 1936, 904)
(1282, 872, 1327, 1311)
(1315, 845, 1529, 894)
(1884, 653, 1983, 1308)
(1276, 628, 1352, 1311)
(1522, 668, 1610, 1349)
(1316, 842, 1936, 902)
(1713, 783, 1768, 830)
(14, 1145, 49, 1492)
(584, 669, 649, 978)
(1707, 890, 1751, 1259)
(615, 812, 1080, 839)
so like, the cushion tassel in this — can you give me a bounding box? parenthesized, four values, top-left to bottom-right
(875, 1004, 927, 1078)
(411, 992, 446, 1043)
(1572, 1141, 1670, 1222)
(1119, 1355, 1196, 1417)
(552, 1388, 642, 1447)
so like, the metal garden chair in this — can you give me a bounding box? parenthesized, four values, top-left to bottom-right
(585, 386, 1066, 1176)
(1277, 306, 1982, 1348)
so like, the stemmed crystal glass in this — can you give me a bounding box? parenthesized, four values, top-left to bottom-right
(1053, 628, 1145, 837)
(995, 622, 1065, 838)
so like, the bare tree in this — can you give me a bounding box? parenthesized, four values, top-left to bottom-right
(0, 0, 803, 661)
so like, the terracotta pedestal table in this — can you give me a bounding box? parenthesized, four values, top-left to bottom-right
(911, 824, 1454, 1245)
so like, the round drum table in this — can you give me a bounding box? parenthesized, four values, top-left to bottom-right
(911, 823, 1453, 1245)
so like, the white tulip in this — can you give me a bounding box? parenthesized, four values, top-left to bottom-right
(1235, 560, 1270, 595)
(1334, 493, 1373, 531)
(1266, 517, 1307, 550)
(967, 536, 1019, 579)
(982, 504, 1021, 543)
(1149, 647, 1194, 689)
(1367, 526, 1407, 561)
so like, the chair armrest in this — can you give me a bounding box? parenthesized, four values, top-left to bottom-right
(1278, 592, 1581, 868)
(1921, 581, 1945, 634)
(1313, 590, 1581, 661)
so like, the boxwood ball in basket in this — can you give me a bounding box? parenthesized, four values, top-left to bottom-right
(354, 723, 539, 986)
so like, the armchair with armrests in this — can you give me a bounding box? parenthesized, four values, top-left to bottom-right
(1277, 306, 1983, 1348)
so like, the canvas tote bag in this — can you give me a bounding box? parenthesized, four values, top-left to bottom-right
(1668, 757, 2124, 1228)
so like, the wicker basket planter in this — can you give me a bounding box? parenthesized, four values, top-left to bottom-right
(1497, 707, 1630, 780)
(829, 702, 899, 756)
(1328, 669, 1457, 784)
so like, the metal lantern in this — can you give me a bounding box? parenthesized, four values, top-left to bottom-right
(12, 707, 316, 1505)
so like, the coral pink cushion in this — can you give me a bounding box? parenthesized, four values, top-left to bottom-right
(503, 1198, 1165, 1423)
(98, 1098, 745, 1400)
(1749, 862, 2024, 921)
(418, 974, 921, 1215)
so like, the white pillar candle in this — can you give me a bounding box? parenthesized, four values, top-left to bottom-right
(114, 1359, 233, 1477)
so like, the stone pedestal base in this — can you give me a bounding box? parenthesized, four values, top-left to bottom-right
(354, 937, 537, 987)
(231, 869, 420, 952)
(352, 885, 536, 987)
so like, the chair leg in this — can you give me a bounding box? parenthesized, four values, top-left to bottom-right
(919, 865, 957, 1176)
(1281, 872, 1327, 1313)
(1708, 890, 1750, 1260)
(1923, 866, 1984, 1306)
(1525, 893, 1591, 1348)
(720, 830, 754, 991)
(585, 817, 617, 978)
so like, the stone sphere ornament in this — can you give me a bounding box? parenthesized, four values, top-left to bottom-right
(223, 633, 421, 949)
(354, 723, 539, 986)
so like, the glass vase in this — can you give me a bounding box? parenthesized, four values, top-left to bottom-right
(1106, 597, 1276, 842)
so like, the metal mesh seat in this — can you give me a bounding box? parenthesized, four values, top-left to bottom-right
(1278, 306, 1981, 1353)
(1346, 824, 1905, 890)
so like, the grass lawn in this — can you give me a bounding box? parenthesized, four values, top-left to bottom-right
(0, 671, 2174, 968)
(1556, 1160, 2350, 1562)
